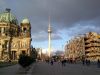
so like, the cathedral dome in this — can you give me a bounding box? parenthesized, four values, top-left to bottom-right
(0, 9, 18, 25)
(21, 18, 30, 24)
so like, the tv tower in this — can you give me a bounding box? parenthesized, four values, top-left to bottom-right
(48, 16, 52, 57)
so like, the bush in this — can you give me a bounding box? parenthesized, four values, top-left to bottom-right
(18, 54, 35, 68)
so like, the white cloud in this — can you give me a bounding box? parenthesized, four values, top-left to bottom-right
(32, 31, 62, 41)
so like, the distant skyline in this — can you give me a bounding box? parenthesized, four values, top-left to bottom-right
(0, 0, 100, 52)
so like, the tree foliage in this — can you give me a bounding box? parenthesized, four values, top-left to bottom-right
(18, 54, 35, 68)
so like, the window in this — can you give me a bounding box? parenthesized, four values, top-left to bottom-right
(23, 28, 27, 33)
(22, 51, 26, 54)
(0, 28, 1, 33)
(1, 28, 4, 33)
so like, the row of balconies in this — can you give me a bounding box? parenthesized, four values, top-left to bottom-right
(85, 47, 100, 50)
(86, 53, 100, 57)
(85, 40, 100, 43)
(85, 43, 100, 47)
(85, 50, 100, 53)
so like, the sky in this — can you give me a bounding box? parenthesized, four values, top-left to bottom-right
(0, 0, 100, 52)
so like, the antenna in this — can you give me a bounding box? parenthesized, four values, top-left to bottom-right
(48, 16, 52, 57)
(49, 16, 50, 28)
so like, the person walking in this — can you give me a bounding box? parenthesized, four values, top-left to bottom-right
(82, 59, 85, 65)
(61, 59, 66, 67)
(97, 59, 100, 68)
(50, 59, 54, 65)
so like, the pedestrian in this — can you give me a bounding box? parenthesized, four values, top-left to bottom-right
(86, 59, 90, 66)
(86, 59, 88, 66)
(50, 60, 53, 65)
(61, 59, 66, 67)
(82, 59, 85, 65)
(97, 59, 100, 68)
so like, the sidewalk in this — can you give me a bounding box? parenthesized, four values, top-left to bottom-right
(0, 63, 35, 75)
(0, 64, 20, 75)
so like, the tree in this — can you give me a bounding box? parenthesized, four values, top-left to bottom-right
(30, 48, 37, 60)
(18, 54, 34, 68)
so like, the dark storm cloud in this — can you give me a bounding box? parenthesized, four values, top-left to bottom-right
(0, 0, 100, 41)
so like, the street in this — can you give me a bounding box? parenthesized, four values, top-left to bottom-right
(30, 62, 100, 75)
(0, 62, 100, 75)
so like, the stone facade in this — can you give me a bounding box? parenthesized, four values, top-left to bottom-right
(0, 9, 31, 61)
(85, 32, 100, 61)
(65, 32, 100, 61)
(65, 36, 85, 60)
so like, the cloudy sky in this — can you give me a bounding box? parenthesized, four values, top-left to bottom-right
(0, 0, 100, 52)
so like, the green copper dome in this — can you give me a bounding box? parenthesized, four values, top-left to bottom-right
(0, 9, 18, 25)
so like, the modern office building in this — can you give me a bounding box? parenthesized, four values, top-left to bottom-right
(0, 9, 32, 61)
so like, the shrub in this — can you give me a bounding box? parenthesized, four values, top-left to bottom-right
(18, 54, 34, 68)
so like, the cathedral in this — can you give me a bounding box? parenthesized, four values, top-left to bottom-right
(0, 9, 32, 61)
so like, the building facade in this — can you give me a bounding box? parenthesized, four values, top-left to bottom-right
(0, 9, 32, 61)
(65, 32, 100, 61)
(65, 36, 85, 60)
(85, 32, 100, 61)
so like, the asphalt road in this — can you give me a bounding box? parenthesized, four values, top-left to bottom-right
(30, 62, 100, 75)
(0, 62, 100, 75)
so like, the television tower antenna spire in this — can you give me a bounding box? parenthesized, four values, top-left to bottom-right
(48, 16, 52, 57)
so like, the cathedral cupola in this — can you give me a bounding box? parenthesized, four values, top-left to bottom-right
(0, 8, 18, 25)
(21, 18, 30, 24)
(20, 18, 31, 37)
